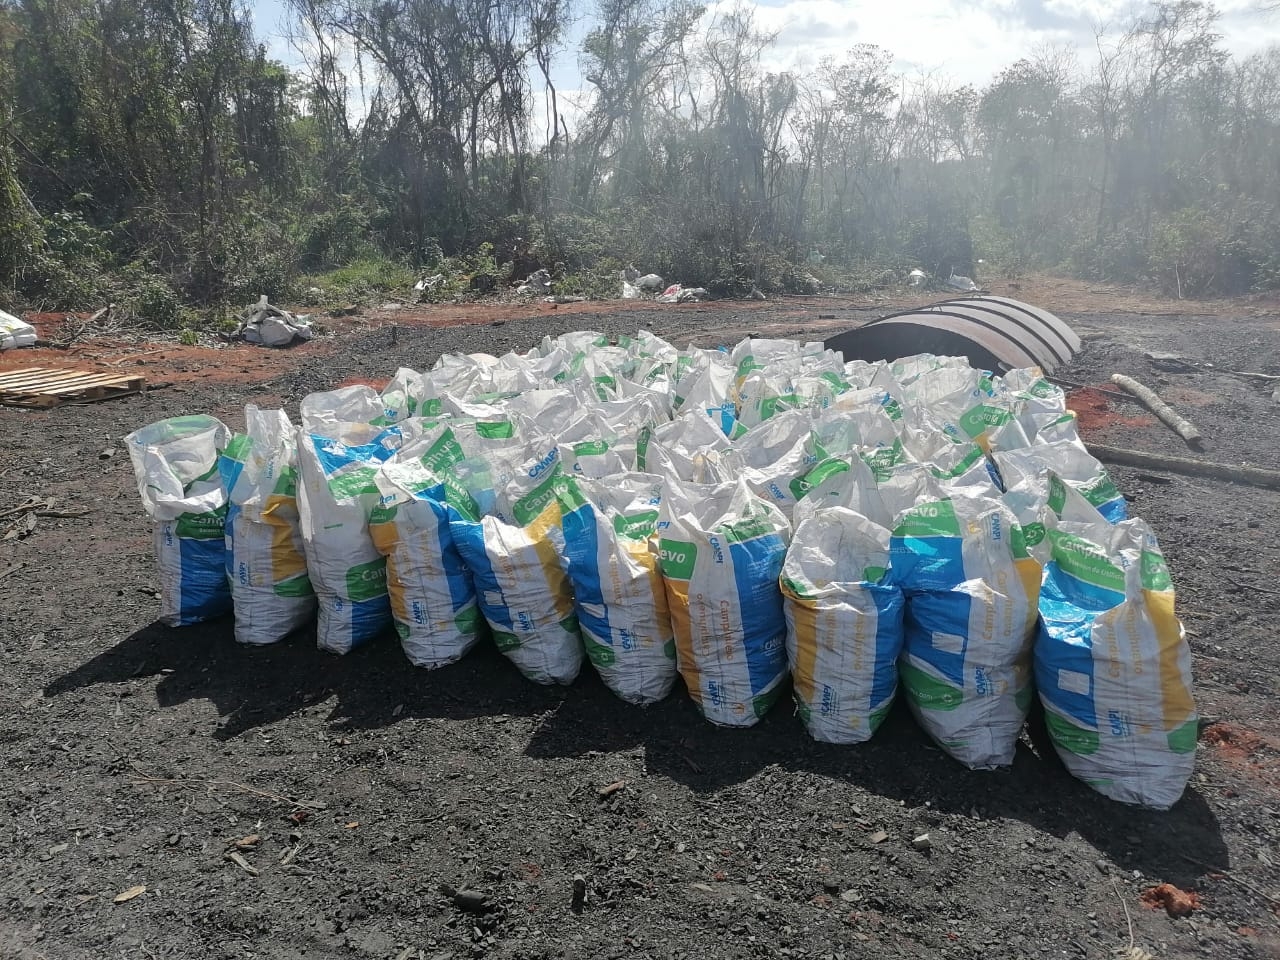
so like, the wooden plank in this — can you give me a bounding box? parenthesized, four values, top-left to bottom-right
(0, 365, 146, 408)
(0, 371, 89, 388)
(13, 371, 141, 392)
(0, 367, 47, 381)
(0, 370, 108, 389)
(40, 375, 143, 395)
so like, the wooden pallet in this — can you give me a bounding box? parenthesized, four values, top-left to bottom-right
(0, 366, 146, 408)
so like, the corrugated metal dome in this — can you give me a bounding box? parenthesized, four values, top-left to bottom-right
(823, 296, 1080, 373)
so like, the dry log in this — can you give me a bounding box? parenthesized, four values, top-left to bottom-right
(1110, 373, 1204, 449)
(1087, 443, 1280, 491)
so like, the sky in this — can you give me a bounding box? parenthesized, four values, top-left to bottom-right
(249, 0, 1280, 116)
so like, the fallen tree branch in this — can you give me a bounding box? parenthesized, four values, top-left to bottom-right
(1087, 443, 1280, 490)
(1180, 854, 1280, 908)
(1110, 374, 1204, 450)
(129, 762, 326, 811)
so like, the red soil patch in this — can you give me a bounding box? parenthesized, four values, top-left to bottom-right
(1202, 722, 1270, 761)
(1067, 386, 1156, 432)
(336, 375, 390, 390)
(1141, 883, 1201, 917)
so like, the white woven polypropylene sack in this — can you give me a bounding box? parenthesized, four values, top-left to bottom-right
(296, 420, 404, 654)
(1036, 518, 1197, 809)
(370, 423, 481, 668)
(217, 407, 315, 644)
(658, 477, 791, 726)
(782, 508, 906, 743)
(559, 473, 677, 704)
(891, 494, 1042, 769)
(442, 435, 584, 685)
(126, 415, 232, 626)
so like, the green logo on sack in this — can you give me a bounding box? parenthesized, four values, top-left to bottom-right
(583, 633, 616, 667)
(893, 500, 960, 539)
(421, 430, 465, 473)
(174, 506, 227, 540)
(658, 539, 697, 580)
(861, 439, 905, 481)
(493, 630, 521, 652)
(721, 514, 774, 544)
(274, 573, 313, 598)
(475, 420, 514, 439)
(327, 466, 379, 500)
(790, 457, 849, 500)
(613, 510, 658, 540)
(369, 503, 397, 525)
(1045, 710, 1100, 756)
(573, 439, 610, 458)
(345, 558, 388, 602)
(442, 472, 481, 521)
(455, 606, 481, 635)
(900, 661, 963, 710)
(1140, 549, 1172, 591)
(1049, 531, 1125, 593)
(512, 469, 569, 526)
(781, 576, 813, 600)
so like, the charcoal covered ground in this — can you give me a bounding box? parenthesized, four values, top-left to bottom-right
(2, 295, 1279, 960)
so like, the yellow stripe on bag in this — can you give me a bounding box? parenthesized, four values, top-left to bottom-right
(265, 494, 308, 581)
(1013, 556, 1042, 633)
(527, 500, 574, 619)
(664, 579, 701, 705)
(784, 595, 820, 707)
(1146, 588, 1195, 729)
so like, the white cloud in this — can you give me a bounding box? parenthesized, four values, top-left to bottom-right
(702, 0, 1280, 87)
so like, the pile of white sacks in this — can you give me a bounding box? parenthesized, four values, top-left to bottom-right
(125, 330, 1197, 809)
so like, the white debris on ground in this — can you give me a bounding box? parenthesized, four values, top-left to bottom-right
(236, 296, 315, 347)
(0, 308, 37, 350)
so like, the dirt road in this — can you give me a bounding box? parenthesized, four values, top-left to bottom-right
(2, 284, 1278, 960)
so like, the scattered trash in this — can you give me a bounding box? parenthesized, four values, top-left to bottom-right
(517, 269, 552, 295)
(236, 296, 314, 347)
(597, 780, 627, 799)
(113, 885, 146, 903)
(943, 269, 980, 292)
(439, 884, 493, 914)
(0, 309, 36, 350)
(1140, 883, 1200, 918)
(225, 850, 259, 876)
(657, 284, 710, 303)
(414, 274, 445, 294)
(749, 286, 766, 300)
(908, 268, 927, 287)
(636, 273, 665, 292)
(621, 281, 639, 299)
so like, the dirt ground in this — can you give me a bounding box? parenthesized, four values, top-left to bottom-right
(2, 277, 1279, 960)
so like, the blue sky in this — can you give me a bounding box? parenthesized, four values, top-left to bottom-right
(248, 0, 1280, 101)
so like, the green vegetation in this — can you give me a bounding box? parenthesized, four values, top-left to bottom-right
(0, 0, 1276, 323)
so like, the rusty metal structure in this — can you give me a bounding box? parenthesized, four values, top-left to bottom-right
(824, 295, 1080, 373)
